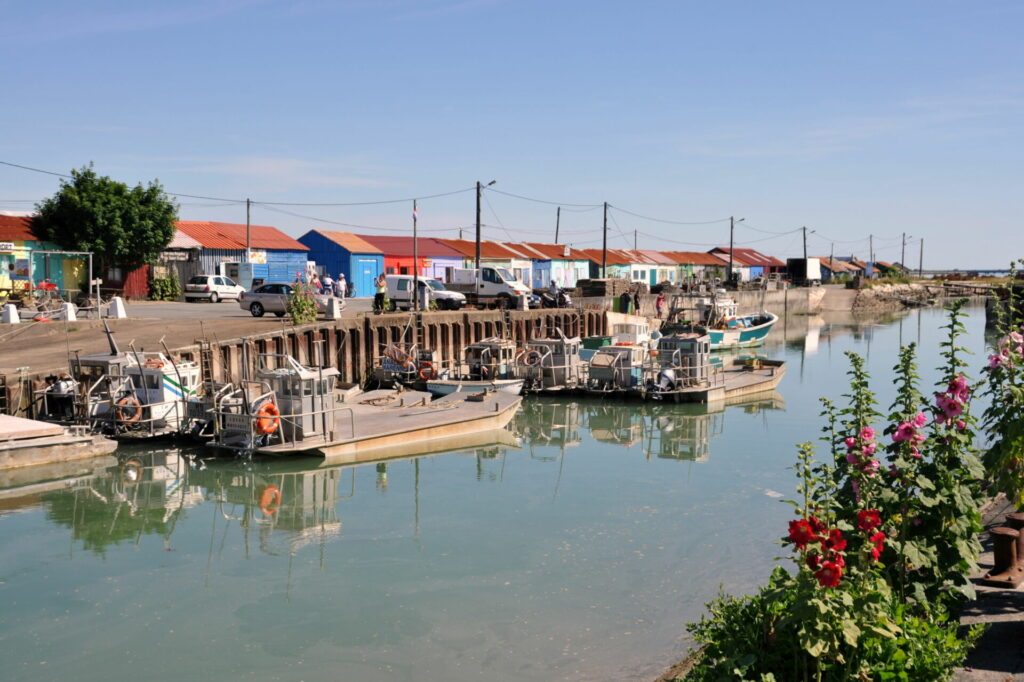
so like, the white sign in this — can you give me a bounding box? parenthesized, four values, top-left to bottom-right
(0, 242, 15, 252)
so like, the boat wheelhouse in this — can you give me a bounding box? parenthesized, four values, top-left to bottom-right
(426, 337, 524, 396)
(641, 331, 721, 401)
(516, 333, 584, 394)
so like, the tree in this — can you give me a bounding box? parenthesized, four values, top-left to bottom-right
(33, 164, 178, 275)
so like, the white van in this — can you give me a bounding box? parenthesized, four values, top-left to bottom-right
(386, 275, 466, 311)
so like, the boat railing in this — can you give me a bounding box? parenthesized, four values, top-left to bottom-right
(211, 397, 357, 452)
(642, 350, 724, 390)
(80, 374, 187, 437)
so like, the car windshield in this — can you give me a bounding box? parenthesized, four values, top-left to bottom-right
(427, 280, 445, 291)
(496, 268, 514, 283)
(188, 276, 207, 285)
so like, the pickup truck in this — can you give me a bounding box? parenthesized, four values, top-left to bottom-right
(447, 267, 533, 308)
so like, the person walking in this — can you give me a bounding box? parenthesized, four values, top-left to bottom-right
(373, 272, 387, 314)
(655, 292, 666, 319)
(335, 273, 346, 300)
(632, 288, 641, 315)
(322, 273, 334, 297)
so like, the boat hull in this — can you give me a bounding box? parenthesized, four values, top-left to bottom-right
(707, 312, 778, 350)
(426, 379, 524, 396)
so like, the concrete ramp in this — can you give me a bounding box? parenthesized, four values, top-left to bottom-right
(0, 415, 64, 441)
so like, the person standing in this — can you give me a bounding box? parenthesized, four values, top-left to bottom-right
(322, 273, 334, 296)
(632, 288, 641, 315)
(373, 272, 387, 313)
(619, 290, 632, 315)
(655, 292, 666, 319)
(335, 273, 346, 300)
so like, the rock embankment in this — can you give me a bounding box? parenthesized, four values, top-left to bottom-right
(853, 283, 937, 311)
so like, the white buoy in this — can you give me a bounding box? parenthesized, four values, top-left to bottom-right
(325, 297, 342, 320)
(2, 303, 19, 324)
(62, 302, 77, 322)
(106, 296, 127, 319)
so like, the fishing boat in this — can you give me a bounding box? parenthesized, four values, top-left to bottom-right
(515, 331, 585, 394)
(640, 331, 719, 402)
(207, 352, 522, 461)
(693, 292, 777, 350)
(583, 321, 653, 395)
(35, 323, 207, 439)
(425, 337, 524, 396)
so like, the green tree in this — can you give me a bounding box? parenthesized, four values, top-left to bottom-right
(33, 164, 178, 275)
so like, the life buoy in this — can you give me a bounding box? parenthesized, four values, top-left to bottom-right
(524, 350, 542, 366)
(144, 358, 165, 369)
(649, 349, 659, 359)
(255, 402, 280, 435)
(115, 395, 142, 424)
(259, 484, 282, 515)
(418, 361, 435, 381)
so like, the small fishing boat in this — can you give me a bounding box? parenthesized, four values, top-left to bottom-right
(583, 321, 653, 395)
(693, 293, 777, 351)
(35, 323, 207, 439)
(208, 352, 522, 461)
(640, 331, 719, 402)
(516, 331, 584, 394)
(425, 337, 524, 396)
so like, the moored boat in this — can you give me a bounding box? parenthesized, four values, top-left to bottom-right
(425, 337, 524, 396)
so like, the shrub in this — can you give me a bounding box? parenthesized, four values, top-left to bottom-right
(286, 282, 319, 324)
(150, 274, 181, 301)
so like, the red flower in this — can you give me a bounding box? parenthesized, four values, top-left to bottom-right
(808, 516, 827, 534)
(788, 519, 819, 550)
(822, 528, 847, 552)
(806, 552, 822, 570)
(856, 509, 882, 533)
(868, 531, 886, 562)
(815, 561, 844, 588)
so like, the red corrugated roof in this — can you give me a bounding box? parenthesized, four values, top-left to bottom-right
(303, 230, 381, 253)
(711, 247, 784, 268)
(815, 257, 857, 273)
(522, 242, 591, 260)
(636, 249, 677, 265)
(0, 214, 38, 241)
(662, 251, 729, 266)
(580, 248, 646, 266)
(356, 235, 461, 258)
(177, 221, 308, 251)
(436, 239, 528, 260)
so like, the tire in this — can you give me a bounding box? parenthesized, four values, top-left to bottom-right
(496, 294, 513, 309)
(250, 302, 265, 317)
(274, 311, 285, 318)
(388, 300, 397, 312)
(210, 292, 220, 303)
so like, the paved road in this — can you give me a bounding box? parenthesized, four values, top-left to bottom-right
(127, 298, 373, 319)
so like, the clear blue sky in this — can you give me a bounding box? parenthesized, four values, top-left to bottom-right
(1, 0, 1021, 268)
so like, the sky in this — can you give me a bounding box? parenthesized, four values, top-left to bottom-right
(1, 0, 1021, 268)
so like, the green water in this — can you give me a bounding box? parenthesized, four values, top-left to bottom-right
(0, 306, 990, 681)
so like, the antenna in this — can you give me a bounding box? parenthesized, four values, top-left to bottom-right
(102, 319, 120, 355)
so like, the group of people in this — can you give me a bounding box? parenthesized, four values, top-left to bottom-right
(618, 288, 668, 318)
(304, 272, 351, 299)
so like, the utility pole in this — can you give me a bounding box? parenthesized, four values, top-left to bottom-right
(901, 232, 907, 271)
(802, 226, 808, 261)
(245, 198, 251, 263)
(869, 234, 874, 265)
(601, 202, 608, 277)
(634, 229, 637, 251)
(412, 199, 419, 312)
(829, 241, 835, 271)
(918, 239, 924, 278)
(555, 206, 561, 244)
(728, 216, 735, 285)
(475, 181, 482, 273)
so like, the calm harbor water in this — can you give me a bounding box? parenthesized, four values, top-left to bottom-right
(0, 305, 990, 681)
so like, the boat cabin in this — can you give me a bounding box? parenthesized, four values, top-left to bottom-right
(587, 345, 645, 392)
(255, 354, 341, 442)
(611, 322, 650, 347)
(463, 338, 517, 381)
(520, 335, 583, 392)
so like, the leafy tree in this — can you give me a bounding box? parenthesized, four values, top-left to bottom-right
(33, 164, 178, 274)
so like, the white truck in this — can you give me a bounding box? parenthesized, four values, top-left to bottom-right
(448, 267, 533, 309)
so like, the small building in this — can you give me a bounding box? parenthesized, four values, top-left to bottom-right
(580, 248, 651, 281)
(709, 247, 786, 282)
(838, 257, 872, 278)
(517, 242, 592, 289)
(815, 256, 858, 283)
(357, 235, 464, 282)
(0, 213, 90, 296)
(635, 250, 678, 286)
(297, 230, 383, 297)
(177, 220, 309, 285)
(662, 251, 729, 283)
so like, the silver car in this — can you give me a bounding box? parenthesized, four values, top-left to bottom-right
(239, 282, 335, 318)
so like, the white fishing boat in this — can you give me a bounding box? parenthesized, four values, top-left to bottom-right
(515, 331, 585, 394)
(425, 337, 524, 396)
(692, 292, 777, 350)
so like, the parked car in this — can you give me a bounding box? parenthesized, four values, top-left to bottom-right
(184, 275, 245, 303)
(239, 282, 336, 318)
(385, 275, 466, 311)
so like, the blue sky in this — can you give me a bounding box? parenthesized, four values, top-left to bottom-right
(1, 0, 1021, 268)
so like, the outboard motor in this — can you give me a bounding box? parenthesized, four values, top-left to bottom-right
(657, 368, 676, 391)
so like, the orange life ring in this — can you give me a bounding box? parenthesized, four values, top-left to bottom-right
(418, 361, 435, 381)
(649, 349, 659, 358)
(255, 402, 280, 435)
(259, 484, 282, 515)
(115, 395, 142, 424)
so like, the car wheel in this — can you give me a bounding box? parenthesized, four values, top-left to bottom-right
(210, 292, 220, 303)
(496, 294, 512, 309)
(274, 312, 285, 318)
(250, 302, 264, 317)
(388, 300, 397, 312)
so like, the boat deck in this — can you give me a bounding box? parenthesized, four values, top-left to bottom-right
(254, 389, 522, 463)
(650, 361, 786, 403)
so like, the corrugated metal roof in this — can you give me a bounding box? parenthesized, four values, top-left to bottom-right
(355, 235, 459, 257)
(661, 251, 729, 266)
(580, 248, 646, 266)
(636, 249, 677, 265)
(522, 242, 591, 260)
(436, 239, 527, 259)
(167, 229, 202, 249)
(176, 221, 308, 251)
(305, 230, 382, 253)
(816, 257, 857, 273)
(0, 214, 37, 241)
(711, 247, 785, 268)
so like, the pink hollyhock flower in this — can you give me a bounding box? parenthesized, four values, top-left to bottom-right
(860, 426, 876, 441)
(948, 375, 971, 402)
(893, 422, 916, 443)
(846, 452, 859, 464)
(910, 446, 922, 459)
(912, 412, 928, 428)
(863, 459, 880, 476)
(936, 393, 964, 419)
(844, 436, 857, 449)
(988, 354, 1004, 369)
(863, 442, 877, 455)
(956, 419, 966, 430)
(1010, 331, 1024, 345)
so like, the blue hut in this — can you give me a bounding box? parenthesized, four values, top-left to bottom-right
(298, 230, 383, 297)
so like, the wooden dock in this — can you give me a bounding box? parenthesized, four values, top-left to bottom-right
(0, 414, 117, 470)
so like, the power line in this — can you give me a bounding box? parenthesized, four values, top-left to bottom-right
(485, 187, 602, 208)
(481, 192, 516, 241)
(737, 222, 802, 236)
(257, 204, 464, 234)
(609, 205, 731, 226)
(253, 186, 475, 207)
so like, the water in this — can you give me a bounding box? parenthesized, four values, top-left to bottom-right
(0, 306, 991, 681)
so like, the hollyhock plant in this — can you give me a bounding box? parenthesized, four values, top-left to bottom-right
(857, 509, 882, 532)
(787, 519, 818, 550)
